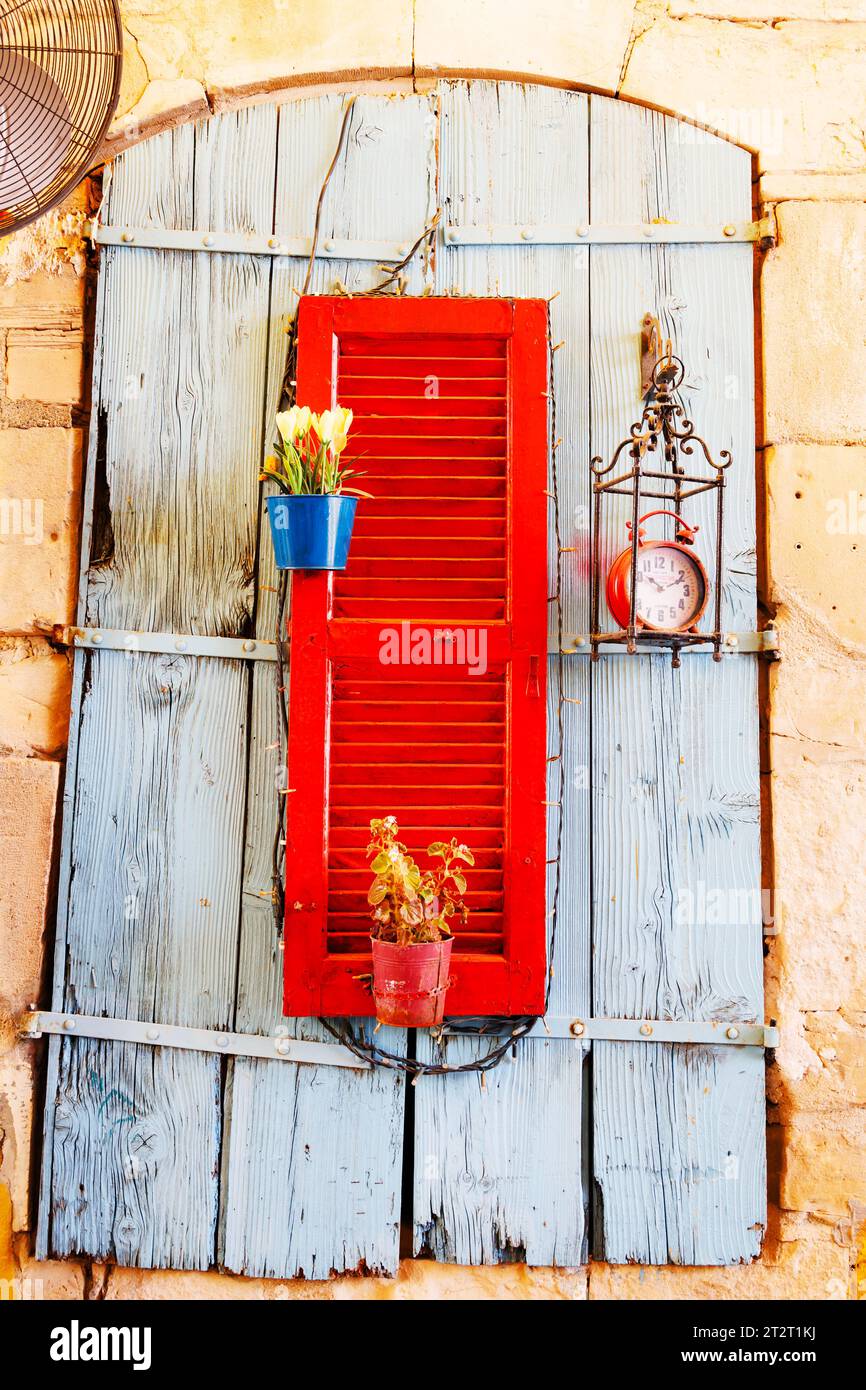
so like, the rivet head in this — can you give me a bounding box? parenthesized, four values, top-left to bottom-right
(120, 232, 135, 244)
(573, 636, 586, 648)
(203, 234, 215, 248)
(215, 1034, 229, 1049)
(723, 223, 737, 237)
(397, 244, 408, 256)
(323, 238, 334, 252)
(520, 228, 536, 241)
(640, 1022, 653, 1036)
(275, 1038, 291, 1056)
(445, 228, 456, 242)
(570, 1020, 585, 1038)
(175, 639, 188, 652)
(576, 224, 589, 238)
(267, 236, 279, 249)
(90, 631, 102, 644)
(63, 1017, 76, 1030)
(725, 633, 738, 647)
(242, 639, 256, 652)
(146, 1028, 160, 1041)
(293, 901, 303, 911)
(643, 225, 655, 238)
(726, 1025, 740, 1040)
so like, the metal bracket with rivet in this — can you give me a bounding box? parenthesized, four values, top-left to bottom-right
(47, 626, 279, 663)
(448, 1016, 779, 1047)
(19, 1010, 367, 1069)
(442, 217, 776, 246)
(548, 629, 780, 658)
(89, 221, 416, 262)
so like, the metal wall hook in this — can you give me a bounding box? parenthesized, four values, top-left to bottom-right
(640, 313, 661, 397)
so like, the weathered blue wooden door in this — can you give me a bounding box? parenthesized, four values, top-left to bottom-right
(38, 82, 763, 1275)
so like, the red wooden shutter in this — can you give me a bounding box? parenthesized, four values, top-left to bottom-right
(283, 296, 548, 1017)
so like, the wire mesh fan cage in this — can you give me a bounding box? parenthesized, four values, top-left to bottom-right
(0, 0, 122, 235)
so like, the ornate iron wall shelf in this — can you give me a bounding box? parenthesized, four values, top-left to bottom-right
(590, 346, 731, 667)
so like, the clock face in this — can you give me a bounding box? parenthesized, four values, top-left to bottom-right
(632, 544, 706, 631)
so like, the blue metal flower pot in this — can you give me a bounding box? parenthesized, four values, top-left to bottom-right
(266, 494, 358, 571)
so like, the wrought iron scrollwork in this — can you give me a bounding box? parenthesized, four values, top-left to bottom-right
(590, 343, 731, 667)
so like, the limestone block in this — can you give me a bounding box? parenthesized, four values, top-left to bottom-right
(0, 1050, 39, 1231)
(770, 659, 866, 773)
(106, 1259, 588, 1300)
(117, 28, 149, 119)
(621, 19, 866, 178)
(767, 447, 866, 644)
(803, 1012, 866, 1104)
(111, 0, 414, 114)
(762, 208, 866, 444)
(760, 171, 866, 203)
(6, 330, 85, 406)
(770, 761, 866, 1013)
(781, 1113, 866, 1218)
(414, 0, 635, 93)
(588, 1232, 852, 1298)
(0, 640, 72, 758)
(0, 265, 84, 328)
(12, 1241, 86, 1300)
(0, 428, 83, 630)
(197, 0, 413, 89)
(769, 1007, 866, 1118)
(0, 757, 59, 1016)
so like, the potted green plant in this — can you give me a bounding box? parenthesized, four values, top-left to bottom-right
(366, 815, 473, 1027)
(261, 404, 368, 570)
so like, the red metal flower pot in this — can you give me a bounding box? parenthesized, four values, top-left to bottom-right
(370, 937, 454, 1028)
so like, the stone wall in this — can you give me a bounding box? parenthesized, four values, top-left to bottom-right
(1, 0, 864, 1301)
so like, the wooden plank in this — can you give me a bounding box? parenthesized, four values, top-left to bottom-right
(36, 198, 113, 1263)
(412, 80, 589, 1267)
(589, 96, 764, 1264)
(41, 106, 279, 1267)
(220, 94, 437, 1278)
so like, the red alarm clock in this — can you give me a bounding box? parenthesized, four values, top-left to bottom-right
(606, 510, 709, 633)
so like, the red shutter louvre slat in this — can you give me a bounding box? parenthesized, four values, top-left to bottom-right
(283, 297, 548, 1018)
